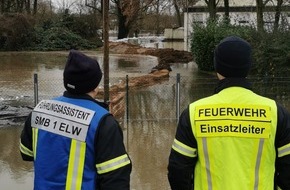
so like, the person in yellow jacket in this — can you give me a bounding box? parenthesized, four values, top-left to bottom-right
(167, 36, 290, 190)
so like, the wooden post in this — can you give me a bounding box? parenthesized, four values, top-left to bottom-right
(103, 0, 110, 103)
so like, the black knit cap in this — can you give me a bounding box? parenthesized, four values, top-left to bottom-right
(214, 36, 252, 78)
(63, 50, 102, 94)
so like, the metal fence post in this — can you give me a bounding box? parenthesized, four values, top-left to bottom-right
(176, 73, 180, 121)
(126, 75, 129, 150)
(34, 73, 39, 106)
(126, 75, 129, 124)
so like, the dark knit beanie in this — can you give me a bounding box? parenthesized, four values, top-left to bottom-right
(214, 36, 252, 78)
(63, 50, 102, 94)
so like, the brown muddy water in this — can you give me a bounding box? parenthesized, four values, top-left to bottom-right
(1, 51, 290, 190)
(0, 121, 176, 190)
(0, 51, 200, 190)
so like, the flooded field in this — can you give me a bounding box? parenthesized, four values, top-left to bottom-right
(1, 51, 290, 190)
(0, 51, 199, 190)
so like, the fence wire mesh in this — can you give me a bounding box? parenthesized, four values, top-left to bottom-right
(1, 74, 290, 122)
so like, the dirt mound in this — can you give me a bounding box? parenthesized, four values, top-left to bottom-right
(97, 69, 170, 118)
(99, 42, 193, 118)
(108, 42, 193, 71)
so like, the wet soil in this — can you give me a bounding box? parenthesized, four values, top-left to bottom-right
(0, 42, 194, 121)
(98, 42, 194, 118)
(107, 42, 193, 72)
(99, 42, 193, 91)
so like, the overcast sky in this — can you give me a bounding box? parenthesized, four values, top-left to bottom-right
(50, 0, 81, 9)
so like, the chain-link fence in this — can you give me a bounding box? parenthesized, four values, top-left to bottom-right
(1, 73, 290, 123)
(127, 75, 290, 122)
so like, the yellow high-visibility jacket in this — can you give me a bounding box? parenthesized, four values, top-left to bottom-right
(168, 78, 290, 190)
(190, 86, 277, 190)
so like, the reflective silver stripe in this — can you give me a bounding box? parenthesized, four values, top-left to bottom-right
(172, 139, 197, 157)
(278, 143, 290, 157)
(20, 142, 33, 157)
(202, 138, 212, 190)
(71, 141, 81, 190)
(254, 139, 264, 190)
(66, 140, 86, 190)
(96, 154, 130, 174)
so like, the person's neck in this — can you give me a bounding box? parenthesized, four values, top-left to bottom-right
(214, 77, 252, 93)
(86, 89, 98, 99)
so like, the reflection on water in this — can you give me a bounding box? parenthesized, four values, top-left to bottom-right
(0, 52, 158, 106)
(0, 52, 66, 106)
(0, 121, 176, 190)
(0, 51, 193, 190)
(128, 120, 176, 190)
(1, 52, 290, 190)
(0, 126, 34, 189)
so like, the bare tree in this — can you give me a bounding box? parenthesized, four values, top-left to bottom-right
(26, 0, 31, 14)
(256, 0, 272, 32)
(173, 0, 182, 27)
(85, 0, 102, 12)
(52, 0, 79, 13)
(256, 0, 264, 32)
(0, 0, 28, 13)
(273, 0, 283, 32)
(155, 0, 161, 34)
(169, 0, 199, 28)
(33, 0, 38, 15)
(111, 0, 154, 39)
(0, 0, 5, 13)
(147, 0, 172, 34)
(204, 0, 217, 21)
(224, 0, 229, 23)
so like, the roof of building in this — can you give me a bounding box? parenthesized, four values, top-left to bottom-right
(194, 0, 289, 7)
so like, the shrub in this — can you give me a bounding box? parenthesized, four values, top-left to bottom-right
(0, 14, 35, 50)
(191, 21, 254, 71)
(31, 26, 102, 51)
(249, 30, 290, 78)
(190, 20, 290, 78)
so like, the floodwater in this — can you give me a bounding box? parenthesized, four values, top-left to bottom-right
(1, 50, 290, 190)
(0, 121, 177, 190)
(0, 51, 201, 190)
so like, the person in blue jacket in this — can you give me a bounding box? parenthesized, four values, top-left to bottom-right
(20, 50, 132, 190)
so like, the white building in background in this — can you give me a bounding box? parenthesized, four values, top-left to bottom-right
(184, 0, 290, 51)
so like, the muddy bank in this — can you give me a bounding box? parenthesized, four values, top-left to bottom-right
(0, 43, 193, 122)
(98, 42, 193, 118)
(107, 42, 193, 72)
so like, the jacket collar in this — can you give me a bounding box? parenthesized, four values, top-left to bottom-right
(63, 91, 109, 110)
(214, 78, 252, 94)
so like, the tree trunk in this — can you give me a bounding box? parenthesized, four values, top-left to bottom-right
(207, 0, 216, 21)
(117, 5, 129, 39)
(273, 0, 283, 32)
(16, 0, 21, 12)
(256, 0, 264, 32)
(25, 0, 31, 14)
(173, 0, 182, 27)
(6, 0, 11, 13)
(224, 0, 230, 24)
(156, 0, 161, 35)
(33, 0, 37, 15)
(0, 0, 4, 13)
(103, 0, 110, 103)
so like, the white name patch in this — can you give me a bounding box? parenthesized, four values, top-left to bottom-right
(31, 100, 95, 142)
(33, 100, 95, 125)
